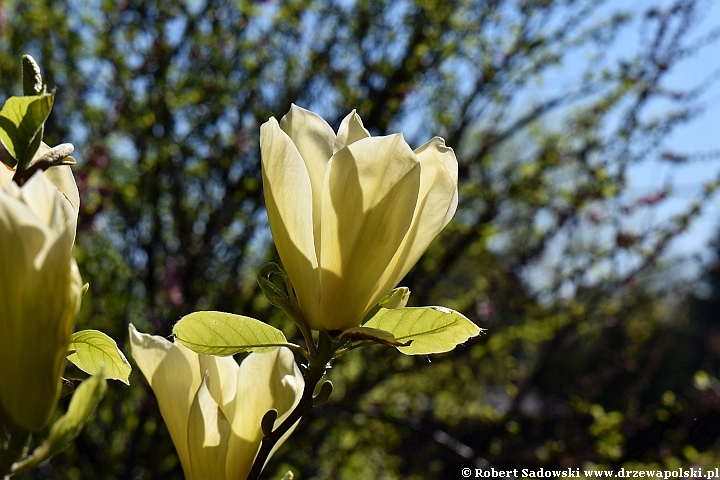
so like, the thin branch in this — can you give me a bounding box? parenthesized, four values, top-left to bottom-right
(246, 333, 334, 480)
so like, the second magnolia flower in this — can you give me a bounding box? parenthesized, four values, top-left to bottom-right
(261, 105, 458, 331)
(129, 325, 303, 480)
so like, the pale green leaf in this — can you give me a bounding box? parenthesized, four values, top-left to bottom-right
(173, 311, 293, 355)
(361, 287, 411, 324)
(0, 93, 54, 164)
(379, 287, 410, 309)
(67, 330, 131, 385)
(11, 373, 106, 474)
(338, 326, 411, 347)
(363, 306, 482, 355)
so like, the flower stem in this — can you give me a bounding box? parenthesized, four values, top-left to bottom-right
(246, 332, 334, 480)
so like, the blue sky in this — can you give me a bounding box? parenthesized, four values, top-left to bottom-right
(624, 0, 720, 271)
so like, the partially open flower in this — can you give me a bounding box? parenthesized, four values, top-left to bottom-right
(0, 172, 82, 432)
(260, 105, 458, 331)
(129, 325, 304, 480)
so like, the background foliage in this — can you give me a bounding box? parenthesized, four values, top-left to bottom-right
(2, 0, 720, 477)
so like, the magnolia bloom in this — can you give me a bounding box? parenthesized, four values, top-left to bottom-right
(0, 172, 82, 432)
(129, 325, 304, 480)
(260, 105, 458, 331)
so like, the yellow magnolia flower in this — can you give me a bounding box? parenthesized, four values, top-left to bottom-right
(260, 105, 458, 331)
(0, 172, 82, 432)
(129, 325, 304, 480)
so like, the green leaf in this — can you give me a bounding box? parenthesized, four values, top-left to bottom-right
(337, 326, 411, 347)
(0, 93, 54, 165)
(173, 311, 294, 356)
(363, 306, 483, 355)
(312, 380, 333, 406)
(67, 330, 131, 385)
(361, 287, 411, 324)
(379, 287, 410, 309)
(11, 373, 106, 474)
(257, 262, 290, 310)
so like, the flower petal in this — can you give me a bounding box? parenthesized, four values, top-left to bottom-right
(319, 134, 420, 330)
(260, 117, 321, 325)
(187, 372, 231, 480)
(0, 183, 48, 267)
(414, 136, 458, 231)
(44, 164, 80, 224)
(279, 104, 335, 259)
(197, 353, 239, 423)
(19, 173, 58, 229)
(225, 347, 303, 479)
(32, 142, 80, 217)
(128, 325, 202, 478)
(333, 110, 370, 153)
(0, 162, 13, 187)
(372, 137, 458, 304)
(0, 182, 80, 432)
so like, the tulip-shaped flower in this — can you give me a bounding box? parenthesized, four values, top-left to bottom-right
(129, 325, 304, 480)
(0, 172, 82, 432)
(261, 105, 459, 331)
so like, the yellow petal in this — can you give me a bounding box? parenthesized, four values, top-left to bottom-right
(225, 347, 303, 479)
(260, 117, 321, 326)
(44, 164, 80, 224)
(279, 104, 335, 260)
(18, 173, 60, 230)
(12, 174, 48, 225)
(0, 162, 14, 187)
(0, 180, 80, 432)
(187, 372, 231, 480)
(32, 142, 80, 217)
(197, 353, 239, 423)
(128, 325, 201, 478)
(413, 136, 458, 230)
(319, 134, 420, 330)
(2, 170, 77, 240)
(0, 182, 48, 262)
(372, 137, 458, 306)
(333, 110, 370, 153)
(265, 348, 305, 462)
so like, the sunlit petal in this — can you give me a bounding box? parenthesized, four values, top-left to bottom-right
(333, 110, 370, 153)
(373, 137, 458, 303)
(187, 373, 231, 480)
(197, 354, 240, 424)
(0, 162, 14, 187)
(261, 117, 321, 325)
(279, 104, 335, 257)
(129, 325, 202, 478)
(225, 348, 303, 479)
(319, 134, 420, 330)
(0, 174, 80, 432)
(44, 165, 80, 235)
